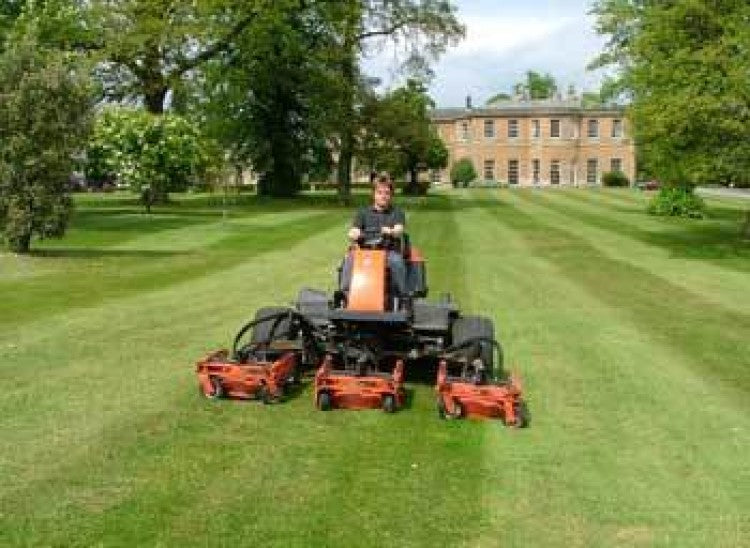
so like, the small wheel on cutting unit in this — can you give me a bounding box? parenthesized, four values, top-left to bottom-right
(317, 391, 332, 411)
(382, 393, 397, 413)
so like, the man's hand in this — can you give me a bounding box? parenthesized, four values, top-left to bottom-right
(348, 227, 362, 241)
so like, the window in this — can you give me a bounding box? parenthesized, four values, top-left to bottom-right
(460, 121, 471, 141)
(508, 159, 519, 184)
(508, 119, 519, 138)
(612, 119, 623, 138)
(484, 119, 495, 139)
(532, 159, 541, 184)
(483, 159, 495, 181)
(587, 159, 598, 183)
(531, 119, 541, 138)
(430, 169, 442, 183)
(611, 158, 622, 173)
(550, 160, 560, 184)
(550, 119, 560, 138)
(587, 119, 599, 138)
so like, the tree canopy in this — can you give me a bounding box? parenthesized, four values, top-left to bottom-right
(0, 31, 94, 253)
(591, 0, 750, 188)
(359, 79, 448, 194)
(487, 70, 559, 105)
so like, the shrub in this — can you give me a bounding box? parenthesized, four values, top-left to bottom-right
(646, 186, 706, 219)
(602, 170, 630, 187)
(450, 158, 477, 188)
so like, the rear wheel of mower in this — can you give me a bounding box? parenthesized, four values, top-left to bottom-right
(451, 315, 501, 374)
(382, 393, 397, 413)
(317, 391, 332, 411)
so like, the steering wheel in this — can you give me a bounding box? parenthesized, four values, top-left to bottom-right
(357, 228, 391, 249)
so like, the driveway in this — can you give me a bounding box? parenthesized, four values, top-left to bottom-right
(697, 187, 750, 201)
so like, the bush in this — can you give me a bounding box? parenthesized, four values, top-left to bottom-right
(646, 186, 706, 219)
(450, 158, 477, 188)
(602, 170, 630, 187)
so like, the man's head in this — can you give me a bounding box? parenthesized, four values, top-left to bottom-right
(373, 175, 393, 210)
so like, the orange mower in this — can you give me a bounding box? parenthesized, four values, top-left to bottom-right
(195, 229, 528, 422)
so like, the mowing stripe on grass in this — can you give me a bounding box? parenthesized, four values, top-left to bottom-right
(516, 190, 750, 318)
(0, 196, 491, 547)
(485, 191, 750, 405)
(454, 191, 748, 546)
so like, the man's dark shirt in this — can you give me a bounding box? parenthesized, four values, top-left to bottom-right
(351, 205, 406, 236)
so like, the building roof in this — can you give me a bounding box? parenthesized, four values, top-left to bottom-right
(430, 99, 625, 121)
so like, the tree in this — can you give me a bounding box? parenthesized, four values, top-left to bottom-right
(360, 80, 447, 194)
(523, 70, 558, 99)
(332, 0, 464, 203)
(487, 70, 558, 104)
(86, 0, 265, 114)
(450, 158, 476, 188)
(198, 2, 341, 197)
(85, 108, 215, 203)
(486, 92, 511, 105)
(0, 33, 93, 253)
(591, 0, 750, 190)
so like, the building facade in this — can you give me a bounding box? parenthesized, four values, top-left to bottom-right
(430, 99, 636, 186)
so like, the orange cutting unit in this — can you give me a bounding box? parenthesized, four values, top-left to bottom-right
(314, 355, 405, 412)
(435, 359, 528, 426)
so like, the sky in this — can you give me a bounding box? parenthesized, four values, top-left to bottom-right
(361, 0, 609, 108)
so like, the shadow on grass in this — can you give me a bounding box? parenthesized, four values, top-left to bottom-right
(31, 248, 188, 259)
(3, 212, 346, 328)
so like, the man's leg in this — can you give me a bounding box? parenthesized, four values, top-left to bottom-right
(387, 251, 408, 296)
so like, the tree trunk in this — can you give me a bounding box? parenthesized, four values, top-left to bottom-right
(336, 30, 357, 206)
(11, 231, 32, 254)
(144, 85, 168, 114)
(406, 167, 420, 195)
(337, 132, 353, 204)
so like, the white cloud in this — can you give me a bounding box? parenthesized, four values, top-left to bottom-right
(361, 11, 609, 107)
(451, 15, 576, 56)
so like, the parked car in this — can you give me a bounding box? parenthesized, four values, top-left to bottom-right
(636, 179, 661, 191)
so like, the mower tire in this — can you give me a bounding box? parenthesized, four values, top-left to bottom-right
(509, 400, 530, 428)
(206, 376, 225, 399)
(382, 393, 397, 413)
(437, 396, 447, 419)
(451, 315, 501, 373)
(317, 391, 332, 411)
(250, 307, 296, 345)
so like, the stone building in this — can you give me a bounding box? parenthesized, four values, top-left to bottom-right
(430, 98, 636, 186)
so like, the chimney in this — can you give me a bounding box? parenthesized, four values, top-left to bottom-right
(466, 95, 473, 110)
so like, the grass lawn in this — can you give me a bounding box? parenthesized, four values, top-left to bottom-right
(1, 188, 748, 547)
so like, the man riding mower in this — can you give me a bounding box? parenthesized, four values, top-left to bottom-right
(195, 176, 528, 421)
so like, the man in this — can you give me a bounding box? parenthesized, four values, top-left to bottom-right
(341, 175, 408, 299)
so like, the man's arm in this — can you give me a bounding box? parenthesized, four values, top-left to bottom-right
(349, 209, 365, 240)
(382, 209, 405, 237)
